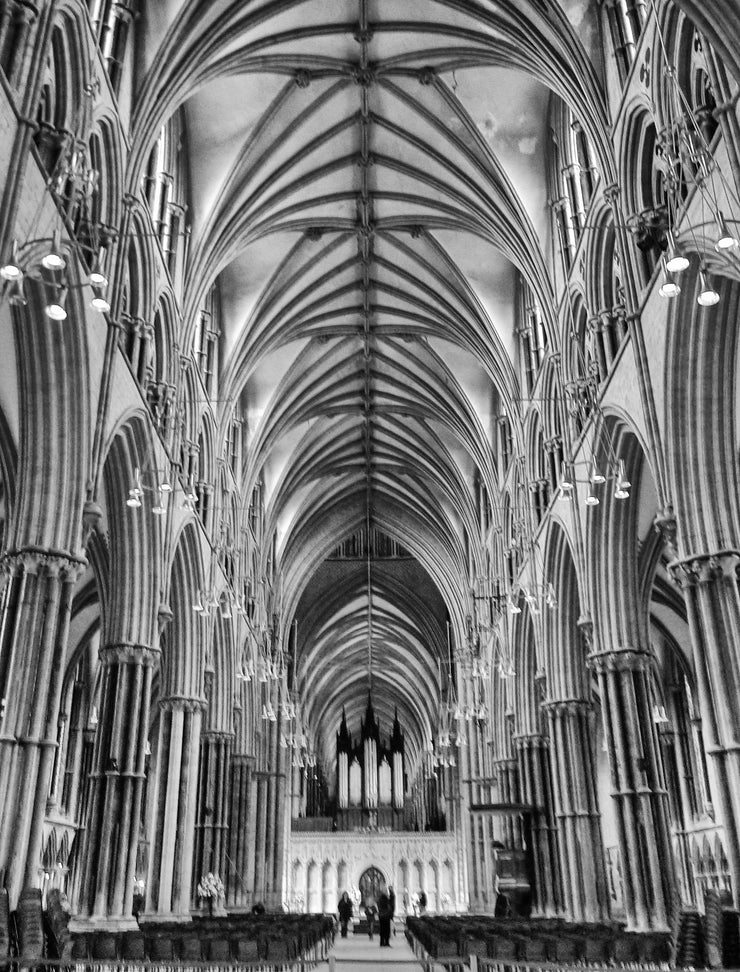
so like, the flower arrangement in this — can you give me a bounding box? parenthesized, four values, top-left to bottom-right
(197, 872, 225, 900)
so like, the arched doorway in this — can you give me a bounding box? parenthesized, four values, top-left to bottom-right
(359, 866, 385, 905)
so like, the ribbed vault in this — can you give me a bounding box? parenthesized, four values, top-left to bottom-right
(132, 0, 607, 782)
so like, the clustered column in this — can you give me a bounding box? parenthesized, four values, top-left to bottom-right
(543, 698, 609, 921)
(0, 550, 84, 904)
(227, 753, 257, 907)
(514, 732, 560, 916)
(670, 552, 740, 903)
(80, 643, 157, 918)
(148, 697, 203, 917)
(589, 647, 675, 929)
(194, 730, 233, 900)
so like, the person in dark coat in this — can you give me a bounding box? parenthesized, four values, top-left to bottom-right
(364, 899, 378, 939)
(337, 891, 353, 938)
(388, 886, 396, 936)
(377, 885, 392, 947)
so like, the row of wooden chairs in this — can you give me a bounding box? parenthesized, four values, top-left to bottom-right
(405, 915, 673, 964)
(68, 914, 334, 964)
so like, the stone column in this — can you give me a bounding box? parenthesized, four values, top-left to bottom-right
(514, 732, 560, 916)
(270, 718, 289, 907)
(0, 549, 84, 905)
(147, 697, 203, 917)
(263, 719, 279, 905)
(543, 699, 609, 921)
(252, 770, 268, 902)
(194, 731, 233, 900)
(589, 647, 676, 929)
(670, 552, 740, 905)
(79, 643, 157, 920)
(227, 753, 255, 907)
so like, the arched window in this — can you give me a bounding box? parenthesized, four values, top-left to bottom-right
(516, 276, 547, 394)
(548, 98, 599, 274)
(625, 114, 669, 287)
(195, 281, 222, 400)
(604, 0, 647, 85)
(87, 0, 135, 97)
(672, 20, 719, 147)
(527, 415, 550, 528)
(141, 110, 189, 281)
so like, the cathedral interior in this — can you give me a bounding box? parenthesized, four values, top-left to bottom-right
(1, 0, 740, 963)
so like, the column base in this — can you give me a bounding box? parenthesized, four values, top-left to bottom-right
(136, 911, 194, 924)
(69, 916, 140, 933)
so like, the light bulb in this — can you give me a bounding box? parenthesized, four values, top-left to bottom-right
(45, 302, 67, 321)
(159, 480, 172, 493)
(508, 598, 521, 615)
(715, 214, 738, 251)
(697, 272, 719, 306)
(152, 503, 167, 515)
(0, 261, 22, 281)
(89, 269, 108, 287)
(590, 466, 605, 485)
(126, 491, 142, 508)
(665, 251, 689, 273)
(91, 295, 110, 313)
(585, 492, 600, 506)
(659, 279, 681, 299)
(615, 486, 630, 499)
(41, 232, 66, 270)
(664, 233, 689, 273)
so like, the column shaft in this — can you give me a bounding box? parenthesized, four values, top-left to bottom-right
(0, 551, 83, 906)
(591, 648, 675, 929)
(147, 697, 203, 917)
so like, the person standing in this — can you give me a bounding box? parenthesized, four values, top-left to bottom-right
(364, 898, 378, 939)
(337, 891, 353, 938)
(377, 885, 392, 947)
(388, 886, 396, 937)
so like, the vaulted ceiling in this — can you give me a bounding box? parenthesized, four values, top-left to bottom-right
(135, 0, 605, 778)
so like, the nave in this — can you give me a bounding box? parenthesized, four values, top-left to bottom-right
(1, 0, 740, 958)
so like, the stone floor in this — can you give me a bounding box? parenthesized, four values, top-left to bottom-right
(322, 924, 428, 969)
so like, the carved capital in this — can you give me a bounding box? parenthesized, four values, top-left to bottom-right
(669, 550, 740, 588)
(99, 643, 159, 666)
(512, 732, 547, 751)
(418, 66, 436, 86)
(1, 547, 86, 582)
(159, 694, 207, 713)
(202, 729, 235, 743)
(542, 697, 592, 717)
(588, 645, 650, 674)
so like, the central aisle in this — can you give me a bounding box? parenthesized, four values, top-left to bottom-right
(322, 926, 426, 969)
